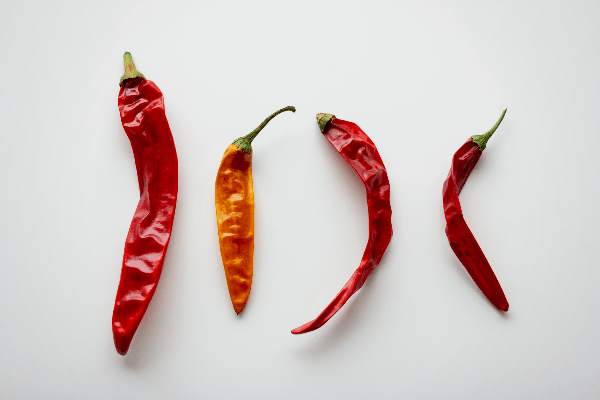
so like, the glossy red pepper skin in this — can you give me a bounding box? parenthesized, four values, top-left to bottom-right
(292, 115, 392, 334)
(442, 110, 508, 312)
(112, 54, 178, 355)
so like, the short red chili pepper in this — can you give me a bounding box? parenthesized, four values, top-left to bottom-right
(112, 53, 178, 355)
(443, 109, 509, 311)
(292, 114, 393, 334)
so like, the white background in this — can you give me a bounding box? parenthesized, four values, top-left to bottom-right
(1, 0, 599, 398)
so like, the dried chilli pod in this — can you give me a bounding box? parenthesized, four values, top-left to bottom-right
(443, 109, 509, 311)
(215, 106, 296, 314)
(291, 114, 393, 335)
(112, 53, 178, 355)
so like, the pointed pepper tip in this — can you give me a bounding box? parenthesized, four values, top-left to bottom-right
(233, 302, 246, 315)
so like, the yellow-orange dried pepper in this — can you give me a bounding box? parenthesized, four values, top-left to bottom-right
(215, 106, 295, 314)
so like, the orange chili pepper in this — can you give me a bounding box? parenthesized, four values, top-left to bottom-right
(215, 106, 296, 314)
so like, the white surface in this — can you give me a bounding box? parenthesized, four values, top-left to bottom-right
(1, 0, 599, 398)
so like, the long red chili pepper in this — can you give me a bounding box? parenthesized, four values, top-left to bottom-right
(292, 114, 393, 334)
(443, 109, 508, 311)
(112, 52, 178, 355)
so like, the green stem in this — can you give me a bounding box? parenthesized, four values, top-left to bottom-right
(233, 106, 296, 153)
(472, 109, 507, 151)
(316, 113, 336, 133)
(119, 52, 145, 85)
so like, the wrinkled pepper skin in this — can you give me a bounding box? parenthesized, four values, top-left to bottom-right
(442, 110, 508, 312)
(215, 106, 295, 314)
(112, 53, 178, 355)
(292, 114, 392, 334)
(215, 144, 255, 314)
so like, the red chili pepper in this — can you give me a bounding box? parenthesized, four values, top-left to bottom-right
(292, 114, 393, 335)
(443, 109, 509, 312)
(112, 53, 178, 355)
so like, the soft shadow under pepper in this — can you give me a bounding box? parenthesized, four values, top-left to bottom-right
(442, 109, 509, 312)
(292, 114, 393, 335)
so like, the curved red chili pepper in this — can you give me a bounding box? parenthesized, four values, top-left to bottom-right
(112, 53, 178, 355)
(292, 114, 392, 334)
(443, 109, 508, 312)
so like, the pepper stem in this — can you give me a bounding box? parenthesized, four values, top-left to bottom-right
(472, 109, 507, 151)
(316, 113, 336, 133)
(119, 52, 145, 86)
(233, 106, 296, 153)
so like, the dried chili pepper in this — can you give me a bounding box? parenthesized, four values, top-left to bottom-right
(215, 106, 296, 314)
(443, 109, 509, 311)
(112, 52, 178, 355)
(291, 114, 393, 334)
